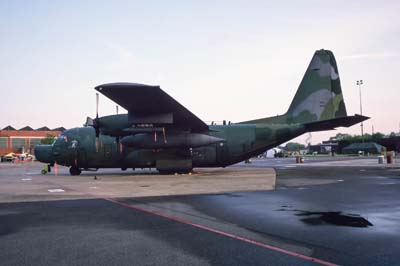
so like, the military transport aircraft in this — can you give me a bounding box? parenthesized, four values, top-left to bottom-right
(35, 49, 368, 175)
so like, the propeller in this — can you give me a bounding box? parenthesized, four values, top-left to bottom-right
(96, 92, 99, 120)
(94, 93, 101, 152)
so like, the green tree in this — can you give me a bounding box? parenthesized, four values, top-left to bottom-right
(371, 132, 385, 141)
(330, 133, 351, 141)
(285, 142, 305, 151)
(40, 134, 55, 144)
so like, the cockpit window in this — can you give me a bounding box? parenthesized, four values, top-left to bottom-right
(57, 135, 68, 142)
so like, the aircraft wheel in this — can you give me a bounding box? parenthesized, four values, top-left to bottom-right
(158, 170, 173, 175)
(175, 168, 193, 175)
(121, 167, 127, 171)
(69, 167, 82, 176)
(158, 168, 192, 175)
(41, 169, 48, 175)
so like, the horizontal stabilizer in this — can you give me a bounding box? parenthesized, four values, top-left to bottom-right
(304, 114, 369, 132)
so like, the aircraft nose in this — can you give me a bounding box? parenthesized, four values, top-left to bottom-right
(34, 144, 54, 164)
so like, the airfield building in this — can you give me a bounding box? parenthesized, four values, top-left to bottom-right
(341, 142, 386, 155)
(0, 126, 65, 155)
(377, 136, 400, 153)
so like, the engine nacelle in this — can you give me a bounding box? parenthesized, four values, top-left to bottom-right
(121, 133, 224, 149)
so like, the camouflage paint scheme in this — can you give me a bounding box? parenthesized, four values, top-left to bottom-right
(243, 50, 346, 125)
(35, 49, 368, 175)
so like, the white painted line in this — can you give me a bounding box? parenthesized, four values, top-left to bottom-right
(297, 187, 306, 190)
(337, 179, 344, 182)
(89, 186, 98, 189)
(284, 165, 297, 168)
(360, 169, 366, 172)
(379, 182, 396, 185)
(48, 189, 65, 193)
(22, 178, 32, 181)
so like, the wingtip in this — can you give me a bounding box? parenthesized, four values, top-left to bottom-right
(95, 82, 158, 91)
(354, 114, 370, 122)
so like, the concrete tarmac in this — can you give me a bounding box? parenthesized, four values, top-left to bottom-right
(0, 157, 399, 265)
(0, 163, 275, 202)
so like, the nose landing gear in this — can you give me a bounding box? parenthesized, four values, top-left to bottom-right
(41, 164, 52, 175)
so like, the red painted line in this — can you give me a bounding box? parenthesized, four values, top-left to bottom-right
(103, 197, 338, 266)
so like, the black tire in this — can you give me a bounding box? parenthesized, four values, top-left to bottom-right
(158, 168, 192, 175)
(158, 170, 174, 175)
(69, 167, 82, 176)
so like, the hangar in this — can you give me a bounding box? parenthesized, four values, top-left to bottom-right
(342, 142, 386, 155)
(0, 126, 65, 156)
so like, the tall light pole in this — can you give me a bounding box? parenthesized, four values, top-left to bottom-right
(356, 80, 364, 142)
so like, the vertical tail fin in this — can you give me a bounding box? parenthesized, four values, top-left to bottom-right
(240, 49, 368, 128)
(286, 49, 347, 124)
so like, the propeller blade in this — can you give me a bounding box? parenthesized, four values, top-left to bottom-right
(96, 93, 99, 119)
(163, 127, 167, 143)
(96, 138, 100, 152)
(94, 93, 100, 152)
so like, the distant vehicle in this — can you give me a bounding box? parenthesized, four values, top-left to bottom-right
(1, 153, 17, 162)
(274, 151, 288, 158)
(35, 49, 368, 175)
(18, 153, 33, 161)
(0, 153, 34, 162)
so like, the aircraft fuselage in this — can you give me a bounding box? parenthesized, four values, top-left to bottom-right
(36, 122, 305, 173)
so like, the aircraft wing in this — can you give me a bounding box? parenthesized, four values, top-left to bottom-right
(95, 83, 208, 132)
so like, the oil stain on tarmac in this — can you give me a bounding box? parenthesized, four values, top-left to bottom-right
(277, 207, 373, 228)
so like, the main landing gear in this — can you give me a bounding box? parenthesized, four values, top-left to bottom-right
(69, 166, 82, 176)
(158, 168, 193, 175)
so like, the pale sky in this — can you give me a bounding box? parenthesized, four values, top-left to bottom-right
(0, 0, 399, 144)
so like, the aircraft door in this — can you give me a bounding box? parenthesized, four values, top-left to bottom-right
(78, 148, 87, 167)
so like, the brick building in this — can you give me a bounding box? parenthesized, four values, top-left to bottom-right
(0, 126, 65, 155)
